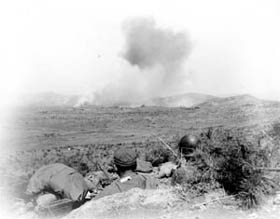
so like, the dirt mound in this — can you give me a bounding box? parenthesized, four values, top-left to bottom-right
(2, 183, 280, 219)
(63, 188, 180, 219)
(63, 188, 280, 219)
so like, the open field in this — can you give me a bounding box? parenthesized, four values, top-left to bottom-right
(5, 95, 280, 151)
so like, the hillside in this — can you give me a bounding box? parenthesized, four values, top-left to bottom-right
(145, 93, 217, 107)
(14, 92, 217, 108)
(3, 94, 279, 153)
(197, 94, 266, 107)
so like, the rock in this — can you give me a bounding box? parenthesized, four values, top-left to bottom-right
(171, 165, 197, 185)
(158, 162, 177, 178)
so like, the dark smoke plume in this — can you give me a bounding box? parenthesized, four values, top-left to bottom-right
(122, 18, 191, 72)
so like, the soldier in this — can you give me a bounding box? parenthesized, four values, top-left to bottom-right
(94, 148, 158, 199)
(26, 163, 89, 209)
(177, 134, 199, 161)
(171, 134, 200, 185)
(157, 134, 199, 179)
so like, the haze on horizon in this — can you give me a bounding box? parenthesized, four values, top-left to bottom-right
(1, 0, 280, 107)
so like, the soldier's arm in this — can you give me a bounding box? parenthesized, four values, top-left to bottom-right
(93, 182, 121, 200)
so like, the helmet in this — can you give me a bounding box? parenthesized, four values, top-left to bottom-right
(178, 134, 199, 156)
(114, 148, 137, 167)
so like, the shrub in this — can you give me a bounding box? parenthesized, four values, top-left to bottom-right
(144, 145, 173, 166)
(174, 128, 279, 208)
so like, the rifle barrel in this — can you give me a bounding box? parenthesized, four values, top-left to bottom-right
(254, 167, 280, 172)
(156, 136, 178, 157)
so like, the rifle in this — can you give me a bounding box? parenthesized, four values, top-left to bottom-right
(243, 161, 280, 172)
(254, 167, 280, 172)
(151, 134, 185, 167)
(155, 136, 178, 158)
(150, 133, 178, 157)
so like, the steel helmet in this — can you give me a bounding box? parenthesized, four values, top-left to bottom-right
(178, 134, 199, 156)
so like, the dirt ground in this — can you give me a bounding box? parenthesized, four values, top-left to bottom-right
(62, 188, 280, 219)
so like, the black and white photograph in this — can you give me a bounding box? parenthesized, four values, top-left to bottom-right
(0, 0, 280, 218)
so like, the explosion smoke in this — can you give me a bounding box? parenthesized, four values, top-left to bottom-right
(78, 18, 192, 106)
(123, 18, 191, 71)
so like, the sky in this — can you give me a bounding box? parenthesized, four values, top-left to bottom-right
(1, 0, 280, 107)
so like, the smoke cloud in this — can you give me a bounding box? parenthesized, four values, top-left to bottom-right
(78, 18, 192, 106)
(122, 18, 191, 71)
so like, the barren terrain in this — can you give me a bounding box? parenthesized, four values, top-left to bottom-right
(1, 94, 280, 218)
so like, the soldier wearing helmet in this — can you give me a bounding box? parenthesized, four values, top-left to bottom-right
(169, 134, 200, 185)
(157, 134, 200, 178)
(177, 134, 199, 160)
(94, 147, 158, 199)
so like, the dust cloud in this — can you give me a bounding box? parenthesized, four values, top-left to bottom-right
(78, 18, 192, 106)
(122, 18, 190, 71)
